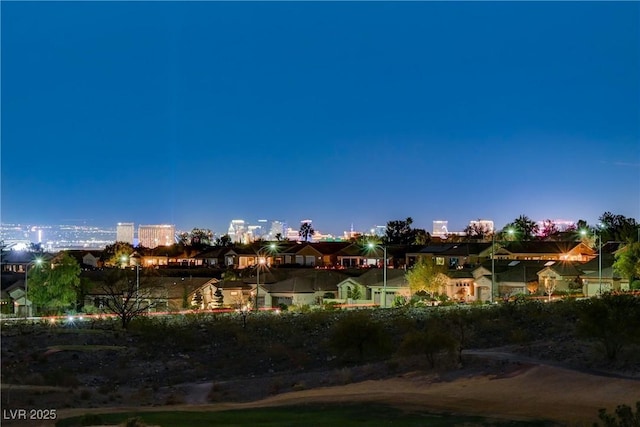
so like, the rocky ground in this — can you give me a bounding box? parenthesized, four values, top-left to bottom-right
(1, 312, 639, 426)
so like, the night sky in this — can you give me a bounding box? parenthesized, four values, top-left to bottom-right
(2, 2, 639, 235)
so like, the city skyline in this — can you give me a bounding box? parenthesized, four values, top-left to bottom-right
(2, 2, 639, 236)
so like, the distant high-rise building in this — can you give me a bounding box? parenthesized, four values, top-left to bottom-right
(116, 222, 135, 244)
(268, 220, 285, 240)
(433, 220, 449, 237)
(228, 220, 246, 243)
(370, 225, 386, 237)
(138, 224, 175, 248)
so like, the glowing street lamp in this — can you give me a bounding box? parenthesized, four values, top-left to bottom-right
(581, 227, 602, 296)
(491, 228, 514, 303)
(121, 254, 140, 309)
(24, 257, 43, 317)
(255, 257, 266, 312)
(367, 242, 387, 308)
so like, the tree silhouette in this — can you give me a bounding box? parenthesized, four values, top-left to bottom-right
(99, 268, 161, 329)
(299, 222, 315, 242)
(505, 215, 539, 240)
(385, 217, 416, 245)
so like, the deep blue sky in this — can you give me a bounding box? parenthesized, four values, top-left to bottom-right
(2, 2, 639, 235)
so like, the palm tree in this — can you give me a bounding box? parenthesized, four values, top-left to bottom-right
(299, 222, 315, 242)
(508, 215, 539, 240)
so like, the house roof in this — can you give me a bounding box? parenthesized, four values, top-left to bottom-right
(540, 261, 584, 277)
(300, 242, 352, 255)
(496, 260, 548, 283)
(579, 254, 616, 272)
(225, 246, 259, 256)
(438, 243, 493, 256)
(193, 247, 229, 259)
(165, 277, 218, 299)
(215, 280, 253, 291)
(445, 269, 475, 279)
(417, 244, 457, 254)
(265, 270, 350, 293)
(500, 241, 584, 255)
(349, 268, 406, 286)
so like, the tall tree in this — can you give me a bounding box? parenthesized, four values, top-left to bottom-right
(99, 268, 161, 329)
(613, 242, 640, 289)
(413, 228, 431, 245)
(299, 222, 315, 242)
(102, 242, 135, 266)
(540, 219, 560, 240)
(505, 215, 539, 240)
(464, 220, 491, 241)
(189, 228, 213, 246)
(28, 252, 81, 314)
(405, 257, 449, 296)
(214, 234, 232, 247)
(598, 212, 639, 243)
(384, 217, 416, 245)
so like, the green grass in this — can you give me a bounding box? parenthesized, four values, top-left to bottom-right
(56, 404, 556, 427)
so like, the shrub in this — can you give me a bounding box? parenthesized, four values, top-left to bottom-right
(577, 293, 640, 361)
(121, 417, 147, 427)
(328, 311, 392, 363)
(596, 401, 640, 426)
(397, 319, 455, 368)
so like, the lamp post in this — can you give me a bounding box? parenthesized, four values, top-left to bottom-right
(491, 232, 495, 304)
(23, 258, 43, 317)
(490, 228, 514, 303)
(596, 227, 602, 295)
(368, 242, 387, 308)
(255, 257, 265, 312)
(581, 227, 602, 296)
(121, 255, 140, 309)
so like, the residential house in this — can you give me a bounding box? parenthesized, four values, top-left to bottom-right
(214, 279, 255, 308)
(536, 261, 585, 297)
(66, 250, 103, 269)
(486, 241, 596, 262)
(444, 268, 477, 301)
(194, 247, 228, 267)
(336, 268, 408, 306)
(579, 254, 627, 296)
(263, 270, 350, 308)
(224, 246, 260, 269)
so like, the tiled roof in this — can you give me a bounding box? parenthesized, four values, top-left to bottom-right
(418, 244, 457, 254)
(351, 268, 406, 286)
(439, 243, 492, 256)
(496, 260, 548, 283)
(266, 270, 350, 293)
(501, 241, 582, 254)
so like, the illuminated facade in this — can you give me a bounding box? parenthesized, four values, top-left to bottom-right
(433, 220, 449, 237)
(138, 224, 175, 248)
(116, 222, 134, 244)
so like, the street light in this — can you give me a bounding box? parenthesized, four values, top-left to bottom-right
(490, 228, 514, 303)
(24, 257, 43, 317)
(255, 257, 266, 312)
(581, 227, 602, 296)
(121, 254, 140, 309)
(367, 242, 387, 308)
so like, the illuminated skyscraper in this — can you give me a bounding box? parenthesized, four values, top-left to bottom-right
(116, 222, 135, 244)
(433, 220, 449, 237)
(138, 224, 175, 248)
(228, 220, 246, 243)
